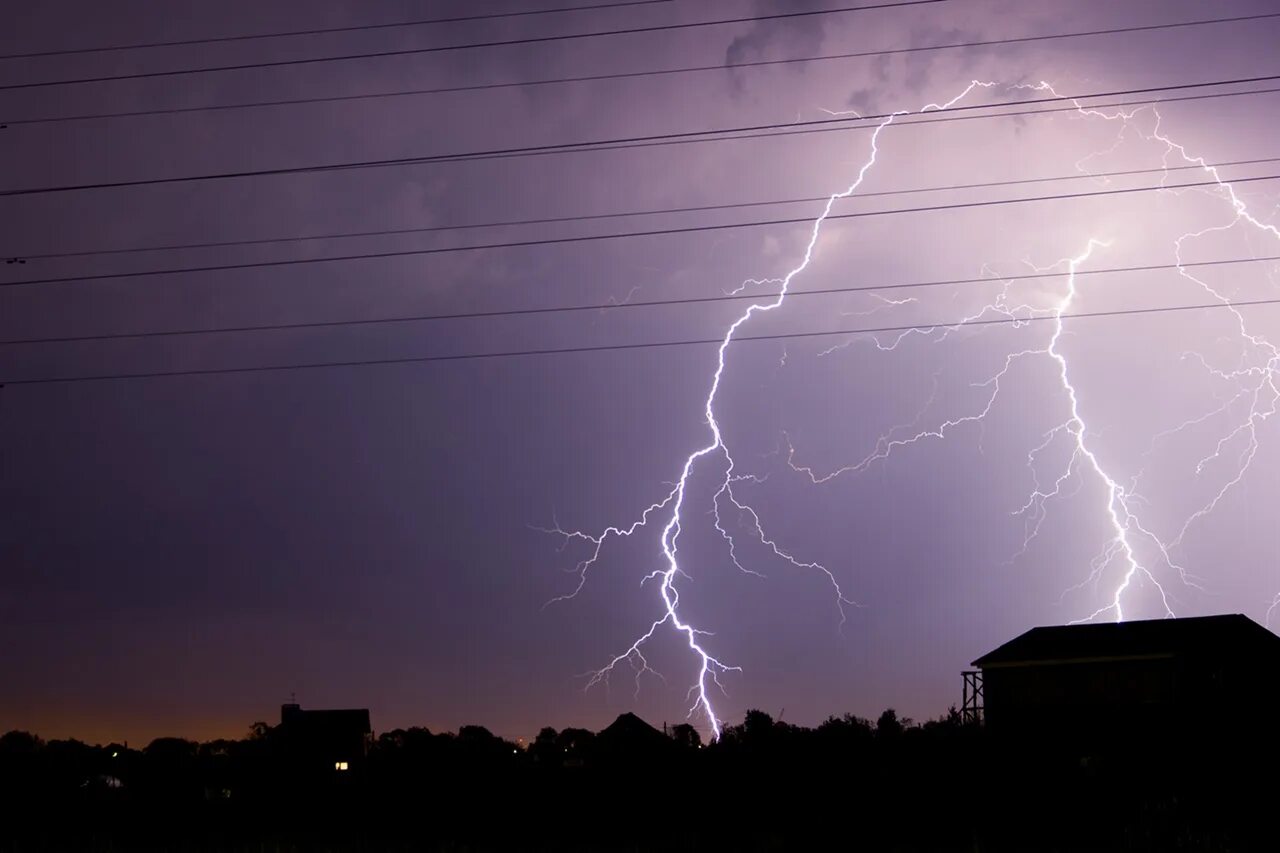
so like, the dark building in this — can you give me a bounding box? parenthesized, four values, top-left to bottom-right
(277, 703, 372, 778)
(592, 712, 672, 763)
(963, 614, 1280, 751)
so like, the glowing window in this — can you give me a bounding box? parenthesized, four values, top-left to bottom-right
(335, 761, 349, 771)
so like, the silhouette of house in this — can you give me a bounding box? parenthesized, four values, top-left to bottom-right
(965, 614, 1280, 749)
(593, 712, 672, 763)
(277, 703, 372, 778)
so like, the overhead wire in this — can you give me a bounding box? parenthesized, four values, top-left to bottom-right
(2, 254, 1277, 348)
(13, 155, 1280, 263)
(0, 1, 945, 92)
(5, 11, 1276, 128)
(4, 172, 1278, 288)
(431, 83, 1280, 165)
(0, 1, 675, 61)
(3, 73, 1278, 198)
(3, 11, 1278, 385)
(6, 293, 1280, 386)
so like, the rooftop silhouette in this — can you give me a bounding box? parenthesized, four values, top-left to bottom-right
(973, 613, 1280, 665)
(966, 613, 1280, 751)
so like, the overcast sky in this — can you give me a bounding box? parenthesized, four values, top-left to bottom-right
(3, 0, 1279, 744)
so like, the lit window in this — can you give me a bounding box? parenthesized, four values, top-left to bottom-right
(335, 761, 349, 771)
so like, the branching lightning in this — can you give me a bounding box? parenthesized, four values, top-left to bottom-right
(788, 81, 1280, 627)
(546, 76, 1280, 737)
(545, 82, 995, 737)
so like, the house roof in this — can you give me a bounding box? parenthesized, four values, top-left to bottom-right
(282, 707, 372, 735)
(595, 712, 669, 750)
(972, 614, 1280, 668)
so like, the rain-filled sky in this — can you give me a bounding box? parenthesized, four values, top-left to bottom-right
(3, 0, 1279, 744)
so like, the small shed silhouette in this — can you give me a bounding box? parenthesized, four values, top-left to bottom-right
(964, 614, 1280, 748)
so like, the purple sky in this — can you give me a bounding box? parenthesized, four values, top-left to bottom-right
(3, 0, 1280, 745)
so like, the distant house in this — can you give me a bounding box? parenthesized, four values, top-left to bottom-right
(277, 703, 372, 778)
(964, 614, 1280, 750)
(593, 712, 672, 763)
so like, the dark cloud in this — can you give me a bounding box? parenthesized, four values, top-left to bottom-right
(846, 24, 984, 114)
(723, 0, 829, 93)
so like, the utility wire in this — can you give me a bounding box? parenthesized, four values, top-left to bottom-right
(0, 1, 944, 92)
(0, 1, 674, 61)
(425, 84, 1280, 166)
(6, 294, 1279, 386)
(4, 173, 1276, 289)
(6, 12, 1276, 128)
(2, 73, 1276, 198)
(2, 254, 1275, 348)
(15, 155, 1279, 263)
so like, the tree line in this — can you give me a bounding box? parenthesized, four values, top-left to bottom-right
(0, 705, 1266, 852)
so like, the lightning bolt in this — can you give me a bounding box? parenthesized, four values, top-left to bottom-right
(547, 74, 1280, 737)
(545, 81, 996, 737)
(1016, 84, 1280, 619)
(1029, 240, 1175, 624)
(786, 81, 1280, 625)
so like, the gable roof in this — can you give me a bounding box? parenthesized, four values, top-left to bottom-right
(972, 614, 1280, 667)
(595, 712, 668, 749)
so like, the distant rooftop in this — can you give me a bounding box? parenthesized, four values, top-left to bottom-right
(280, 704, 371, 734)
(972, 614, 1280, 668)
(595, 712, 668, 750)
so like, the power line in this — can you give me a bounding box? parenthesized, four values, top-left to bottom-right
(3, 254, 1276, 348)
(3, 73, 1276, 198)
(6, 295, 1279, 386)
(0, 1, 674, 61)
(0, 1, 944, 92)
(435, 84, 1280, 166)
(16, 155, 1280, 263)
(7, 11, 1276, 128)
(4, 173, 1276, 289)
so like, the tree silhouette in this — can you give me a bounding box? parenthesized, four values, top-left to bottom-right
(669, 723, 701, 750)
(529, 726, 559, 764)
(2, 704, 1269, 851)
(875, 708, 904, 738)
(0, 731, 43, 755)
